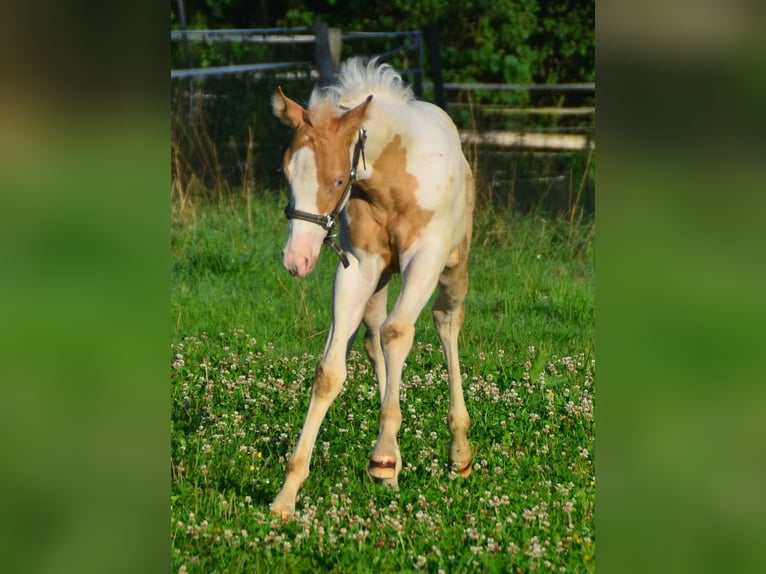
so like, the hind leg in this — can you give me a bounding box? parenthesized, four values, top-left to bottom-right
(363, 273, 391, 404)
(432, 239, 473, 476)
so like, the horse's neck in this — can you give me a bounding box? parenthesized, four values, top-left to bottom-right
(356, 106, 407, 182)
(359, 129, 395, 168)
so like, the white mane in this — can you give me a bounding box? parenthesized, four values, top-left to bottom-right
(308, 57, 415, 110)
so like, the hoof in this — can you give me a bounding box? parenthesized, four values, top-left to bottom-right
(451, 460, 472, 477)
(367, 457, 397, 479)
(269, 501, 295, 520)
(381, 476, 399, 490)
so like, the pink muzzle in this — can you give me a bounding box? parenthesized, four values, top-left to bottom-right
(282, 228, 325, 278)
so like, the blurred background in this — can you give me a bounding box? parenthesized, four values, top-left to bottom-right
(2, 1, 765, 573)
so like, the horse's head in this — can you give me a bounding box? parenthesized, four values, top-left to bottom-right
(272, 87, 372, 277)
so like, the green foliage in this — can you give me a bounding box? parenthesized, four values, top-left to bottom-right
(280, 8, 314, 28)
(170, 196, 595, 571)
(171, 0, 594, 85)
(534, 0, 595, 83)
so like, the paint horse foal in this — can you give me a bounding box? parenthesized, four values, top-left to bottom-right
(270, 58, 475, 517)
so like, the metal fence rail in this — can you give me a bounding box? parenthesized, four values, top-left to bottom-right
(170, 28, 423, 43)
(443, 82, 595, 92)
(171, 28, 314, 44)
(171, 61, 313, 80)
(171, 26, 424, 82)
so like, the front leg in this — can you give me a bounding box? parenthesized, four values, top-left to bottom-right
(270, 257, 382, 518)
(367, 246, 445, 488)
(269, 363, 345, 518)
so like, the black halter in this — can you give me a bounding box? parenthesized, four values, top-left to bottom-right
(284, 129, 367, 268)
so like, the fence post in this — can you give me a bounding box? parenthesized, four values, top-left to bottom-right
(175, 0, 194, 119)
(413, 31, 424, 99)
(329, 27, 342, 70)
(314, 21, 337, 86)
(424, 22, 445, 109)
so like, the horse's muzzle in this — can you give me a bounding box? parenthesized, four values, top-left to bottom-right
(283, 251, 316, 277)
(282, 230, 322, 277)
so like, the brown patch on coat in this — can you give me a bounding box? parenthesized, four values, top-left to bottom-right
(311, 365, 341, 400)
(351, 135, 433, 263)
(346, 188, 396, 269)
(381, 322, 406, 346)
(381, 322, 414, 350)
(436, 235, 471, 307)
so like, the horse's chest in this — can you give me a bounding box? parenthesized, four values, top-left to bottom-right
(346, 195, 432, 271)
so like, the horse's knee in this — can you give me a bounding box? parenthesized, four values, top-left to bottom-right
(381, 321, 414, 353)
(311, 365, 343, 401)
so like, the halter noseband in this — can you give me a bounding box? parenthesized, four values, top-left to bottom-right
(284, 129, 367, 268)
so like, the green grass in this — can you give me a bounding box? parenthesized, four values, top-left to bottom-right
(171, 194, 595, 573)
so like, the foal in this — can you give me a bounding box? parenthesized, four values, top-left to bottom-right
(270, 58, 475, 517)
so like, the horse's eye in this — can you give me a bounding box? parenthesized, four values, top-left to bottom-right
(335, 179, 344, 188)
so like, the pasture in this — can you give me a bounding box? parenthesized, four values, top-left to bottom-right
(170, 194, 594, 572)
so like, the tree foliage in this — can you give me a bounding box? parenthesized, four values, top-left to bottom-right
(171, 0, 594, 84)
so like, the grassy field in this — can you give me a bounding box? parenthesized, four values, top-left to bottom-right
(170, 193, 595, 572)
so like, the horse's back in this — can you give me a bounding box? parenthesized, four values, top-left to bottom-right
(406, 100, 475, 237)
(408, 100, 464, 156)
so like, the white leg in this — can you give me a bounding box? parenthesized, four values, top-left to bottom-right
(270, 259, 381, 517)
(367, 246, 446, 486)
(362, 273, 391, 403)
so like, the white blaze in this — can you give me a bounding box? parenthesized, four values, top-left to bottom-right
(287, 146, 319, 213)
(283, 146, 325, 277)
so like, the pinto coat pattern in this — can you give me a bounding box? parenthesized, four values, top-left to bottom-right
(270, 58, 475, 518)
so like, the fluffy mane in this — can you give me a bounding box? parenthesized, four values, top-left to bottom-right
(308, 57, 415, 112)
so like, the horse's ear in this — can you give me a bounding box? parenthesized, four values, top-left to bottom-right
(340, 94, 373, 132)
(272, 86, 310, 128)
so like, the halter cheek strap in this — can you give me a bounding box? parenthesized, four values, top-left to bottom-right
(284, 129, 367, 269)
